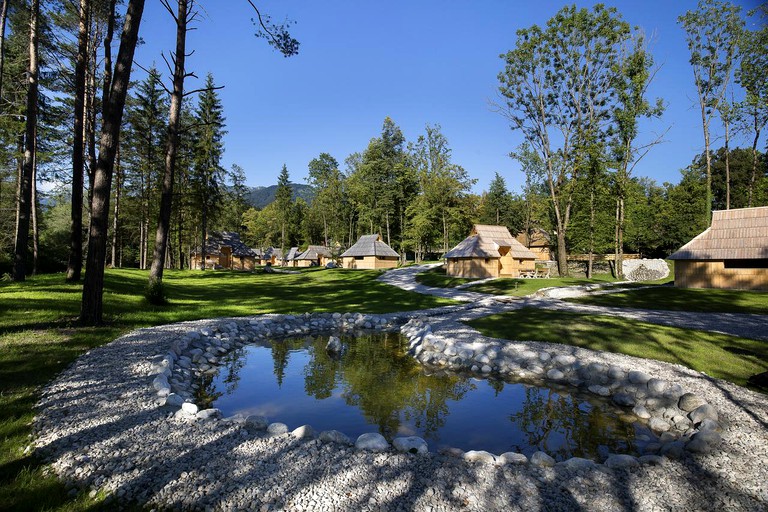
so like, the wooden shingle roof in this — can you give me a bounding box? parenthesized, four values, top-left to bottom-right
(668, 206, 768, 260)
(295, 245, 332, 260)
(341, 234, 399, 258)
(192, 231, 258, 258)
(445, 224, 537, 260)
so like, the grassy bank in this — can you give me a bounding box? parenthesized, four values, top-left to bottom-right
(569, 286, 768, 315)
(414, 265, 620, 295)
(468, 308, 768, 389)
(0, 268, 455, 511)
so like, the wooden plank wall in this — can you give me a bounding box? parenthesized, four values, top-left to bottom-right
(675, 260, 768, 291)
(446, 258, 499, 278)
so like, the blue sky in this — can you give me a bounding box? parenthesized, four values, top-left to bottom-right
(133, 0, 764, 195)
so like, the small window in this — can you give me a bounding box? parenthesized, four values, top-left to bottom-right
(355, 256, 365, 261)
(724, 259, 768, 269)
(485, 258, 490, 263)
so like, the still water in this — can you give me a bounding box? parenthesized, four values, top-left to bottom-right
(195, 333, 652, 460)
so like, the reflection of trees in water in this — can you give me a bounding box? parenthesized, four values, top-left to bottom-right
(195, 372, 224, 410)
(222, 348, 246, 394)
(271, 341, 291, 387)
(338, 332, 471, 440)
(507, 387, 636, 460)
(303, 342, 340, 399)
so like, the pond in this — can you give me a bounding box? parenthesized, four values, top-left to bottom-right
(195, 333, 654, 461)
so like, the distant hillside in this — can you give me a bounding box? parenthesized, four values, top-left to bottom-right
(245, 183, 315, 209)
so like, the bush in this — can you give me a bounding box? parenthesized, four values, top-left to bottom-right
(145, 279, 169, 305)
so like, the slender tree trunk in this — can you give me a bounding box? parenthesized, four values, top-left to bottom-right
(385, 212, 390, 247)
(12, 0, 39, 282)
(587, 189, 595, 279)
(177, 191, 184, 269)
(724, 118, 730, 210)
(701, 104, 713, 224)
(111, 145, 121, 267)
(14, 135, 22, 246)
(31, 142, 38, 275)
(748, 116, 760, 208)
(150, 0, 189, 286)
(67, 0, 89, 282)
(0, 0, 9, 102)
(80, 0, 146, 325)
(201, 203, 207, 270)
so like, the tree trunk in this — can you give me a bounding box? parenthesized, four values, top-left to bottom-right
(150, 0, 189, 286)
(748, 115, 760, 208)
(701, 103, 713, 224)
(67, 0, 89, 282)
(0, 0, 9, 102)
(31, 145, 38, 275)
(80, 0, 146, 325)
(724, 117, 730, 210)
(201, 204, 208, 270)
(385, 212, 390, 247)
(587, 189, 594, 279)
(111, 145, 121, 267)
(12, 0, 39, 282)
(177, 193, 184, 269)
(555, 231, 568, 278)
(617, 197, 624, 279)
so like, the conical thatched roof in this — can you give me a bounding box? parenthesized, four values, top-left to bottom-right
(341, 234, 399, 258)
(669, 206, 768, 260)
(192, 232, 257, 258)
(445, 224, 537, 260)
(295, 245, 333, 260)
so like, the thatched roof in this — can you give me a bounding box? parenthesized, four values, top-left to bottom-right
(669, 206, 768, 261)
(285, 247, 299, 261)
(295, 245, 333, 260)
(341, 234, 399, 258)
(445, 224, 537, 259)
(192, 232, 257, 258)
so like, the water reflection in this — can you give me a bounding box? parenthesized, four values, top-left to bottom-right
(194, 333, 650, 459)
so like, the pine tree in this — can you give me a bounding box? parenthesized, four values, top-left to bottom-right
(274, 163, 292, 251)
(190, 73, 226, 270)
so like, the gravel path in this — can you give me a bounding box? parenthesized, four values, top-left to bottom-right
(32, 267, 768, 511)
(380, 265, 768, 341)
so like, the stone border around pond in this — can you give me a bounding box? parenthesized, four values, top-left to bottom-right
(148, 311, 723, 470)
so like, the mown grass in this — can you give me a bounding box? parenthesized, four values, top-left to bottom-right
(468, 308, 768, 390)
(415, 265, 621, 296)
(414, 266, 479, 288)
(0, 268, 455, 511)
(569, 286, 768, 315)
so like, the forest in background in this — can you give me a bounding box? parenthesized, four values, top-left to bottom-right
(0, 0, 765, 323)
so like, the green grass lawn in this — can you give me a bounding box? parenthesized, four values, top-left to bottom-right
(467, 273, 619, 296)
(0, 268, 455, 511)
(414, 266, 480, 288)
(469, 308, 768, 390)
(414, 265, 622, 296)
(569, 286, 768, 315)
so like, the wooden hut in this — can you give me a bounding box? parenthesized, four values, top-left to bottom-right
(340, 234, 399, 269)
(257, 247, 283, 266)
(190, 232, 258, 270)
(283, 247, 299, 267)
(668, 206, 768, 290)
(516, 228, 553, 261)
(445, 224, 537, 278)
(294, 245, 333, 267)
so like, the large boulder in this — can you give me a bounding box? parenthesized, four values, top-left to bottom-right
(355, 433, 389, 452)
(623, 259, 670, 282)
